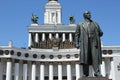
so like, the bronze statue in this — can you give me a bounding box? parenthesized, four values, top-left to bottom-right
(75, 11, 103, 77)
(31, 14, 39, 24)
(69, 16, 75, 24)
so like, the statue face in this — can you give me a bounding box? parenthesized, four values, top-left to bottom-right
(84, 11, 91, 19)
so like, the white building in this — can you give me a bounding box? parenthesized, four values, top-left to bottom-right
(0, 0, 120, 80)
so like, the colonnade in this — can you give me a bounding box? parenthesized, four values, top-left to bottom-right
(28, 32, 74, 47)
(0, 57, 114, 80)
(0, 59, 81, 80)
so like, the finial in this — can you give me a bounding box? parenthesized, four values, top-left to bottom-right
(8, 40, 13, 47)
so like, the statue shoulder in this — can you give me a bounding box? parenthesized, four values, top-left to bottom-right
(78, 21, 86, 27)
(92, 21, 100, 28)
(78, 21, 85, 25)
(93, 21, 98, 24)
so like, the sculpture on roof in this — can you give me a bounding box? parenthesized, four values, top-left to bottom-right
(69, 16, 75, 24)
(31, 14, 39, 24)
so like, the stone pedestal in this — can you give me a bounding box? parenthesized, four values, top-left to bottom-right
(78, 77, 110, 80)
(31, 24, 38, 26)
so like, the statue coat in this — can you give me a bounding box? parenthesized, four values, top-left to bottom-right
(75, 21, 103, 66)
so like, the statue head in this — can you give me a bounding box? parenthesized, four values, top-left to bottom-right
(83, 11, 91, 20)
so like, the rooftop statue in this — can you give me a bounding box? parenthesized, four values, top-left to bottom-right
(31, 14, 39, 24)
(69, 16, 75, 24)
(75, 11, 103, 77)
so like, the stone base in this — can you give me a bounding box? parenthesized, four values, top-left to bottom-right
(31, 23, 38, 26)
(69, 24, 76, 26)
(78, 77, 110, 80)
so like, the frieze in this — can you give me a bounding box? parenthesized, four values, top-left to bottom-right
(30, 38, 75, 49)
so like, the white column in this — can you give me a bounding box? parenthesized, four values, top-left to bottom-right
(58, 11, 60, 24)
(57, 11, 61, 24)
(23, 61, 28, 80)
(42, 33, 45, 41)
(31, 62, 36, 80)
(62, 33, 65, 41)
(69, 33, 72, 42)
(56, 33, 59, 38)
(50, 12, 52, 24)
(58, 63, 62, 80)
(80, 65, 83, 77)
(48, 12, 50, 24)
(44, 12, 49, 24)
(109, 58, 115, 80)
(19, 61, 22, 80)
(35, 33, 39, 43)
(40, 63, 45, 80)
(0, 59, 2, 80)
(75, 62, 80, 80)
(14, 60, 19, 80)
(49, 33, 52, 39)
(105, 58, 110, 78)
(49, 63, 53, 80)
(6, 58, 12, 80)
(100, 59, 106, 77)
(28, 33, 32, 47)
(67, 62, 71, 80)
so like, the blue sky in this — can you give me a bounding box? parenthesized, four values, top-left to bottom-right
(0, 0, 120, 48)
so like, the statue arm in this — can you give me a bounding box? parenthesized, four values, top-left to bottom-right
(97, 24, 103, 37)
(94, 22, 103, 37)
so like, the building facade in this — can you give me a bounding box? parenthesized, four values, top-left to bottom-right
(0, 0, 120, 80)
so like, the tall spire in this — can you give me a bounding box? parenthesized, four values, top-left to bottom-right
(44, 0, 62, 24)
